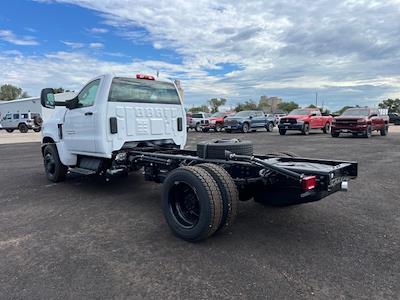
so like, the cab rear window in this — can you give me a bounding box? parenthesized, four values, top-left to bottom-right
(108, 77, 181, 105)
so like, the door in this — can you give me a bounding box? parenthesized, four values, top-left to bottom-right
(2, 113, 12, 128)
(63, 79, 100, 153)
(310, 110, 322, 128)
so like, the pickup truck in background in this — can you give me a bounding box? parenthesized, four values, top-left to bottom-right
(200, 111, 234, 132)
(388, 112, 400, 125)
(187, 112, 210, 132)
(331, 107, 389, 138)
(278, 108, 332, 135)
(223, 110, 276, 133)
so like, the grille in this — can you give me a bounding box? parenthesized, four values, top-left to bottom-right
(224, 119, 238, 126)
(280, 118, 297, 124)
(201, 120, 209, 125)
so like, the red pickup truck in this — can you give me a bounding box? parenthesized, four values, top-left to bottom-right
(200, 112, 234, 132)
(331, 107, 389, 138)
(278, 108, 332, 135)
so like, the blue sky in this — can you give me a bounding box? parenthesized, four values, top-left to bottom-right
(0, 0, 399, 110)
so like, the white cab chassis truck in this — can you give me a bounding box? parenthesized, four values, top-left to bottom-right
(40, 73, 358, 241)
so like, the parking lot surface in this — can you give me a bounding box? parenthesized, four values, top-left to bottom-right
(0, 129, 399, 299)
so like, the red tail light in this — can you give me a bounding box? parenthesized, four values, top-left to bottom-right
(136, 74, 155, 80)
(301, 176, 317, 191)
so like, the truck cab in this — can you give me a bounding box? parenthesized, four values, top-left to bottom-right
(41, 73, 186, 181)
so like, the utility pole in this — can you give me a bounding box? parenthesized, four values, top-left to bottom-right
(315, 91, 318, 107)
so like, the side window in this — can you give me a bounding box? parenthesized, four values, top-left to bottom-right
(13, 114, 19, 119)
(6, 114, 12, 120)
(78, 79, 100, 107)
(21, 113, 29, 119)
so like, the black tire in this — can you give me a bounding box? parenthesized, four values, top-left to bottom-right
(43, 144, 68, 182)
(266, 122, 274, 132)
(380, 125, 388, 136)
(225, 129, 232, 133)
(18, 123, 28, 133)
(279, 129, 286, 135)
(363, 125, 372, 138)
(215, 124, 223, 132)
(242, 122, 250, 133)
(201, 128, 210, 133)
(331, 131, 340, 137)
(322, 122, 330, 134)
(33, 116, 43, 127)
(6, 129, 14, 133)
(197, 139, 253, 159)
(162, 166, 223, 242)
(33, 127, 41, 132)
(197, 164, 238, 232)
(301, 123, 310, 135)
(195, 123, 201, 132)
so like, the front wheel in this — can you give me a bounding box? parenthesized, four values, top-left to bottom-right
(331, 131, 340, 137)
(242, 123, 250, 133)
(301, 123, 310, 135)
(363, 125, 372, 138)
(225, 129, 231, 133)
(201, 128, 209, 133)
(266, 122, 274, 132)
(43, 144, 68, 182)
(279, 129, 286, 135)
(215, 124, 222, 132)
(33, 127, 41, 132)
(195, 123, 201, 132)
(5, 129, 14, 133)
(162, 166, 223, 242)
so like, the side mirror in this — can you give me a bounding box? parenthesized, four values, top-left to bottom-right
(310, 113, 317, 117)
(223, 115, 227, 118)
(249, 115, 253, 119)
(40, 88, 55, 109)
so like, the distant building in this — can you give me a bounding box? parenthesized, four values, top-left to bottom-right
(259, 96, 282, 112)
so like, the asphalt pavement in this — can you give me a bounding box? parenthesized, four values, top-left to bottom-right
(0, 128, 399, 299)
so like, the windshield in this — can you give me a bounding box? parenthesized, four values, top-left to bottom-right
(288, 109, 310, 115)
(342, 108, 369, 116)
(211, 112, 224, 117)
(108, 77, 180, 104)
(235, 111, 253, 117)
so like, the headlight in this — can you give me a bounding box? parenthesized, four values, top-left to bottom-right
(296, 120, 304, 124)
(210, 120, 216, 124)
(332, 119, 336, 124)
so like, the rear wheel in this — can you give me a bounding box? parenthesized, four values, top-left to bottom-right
(266, 122, 274, 132)
(380, 125, 388, 136)
(33, 127, 41, 132)
(279, 129, 286, 135)
(162, 166, 223, 242)
(322, 123, 331, 134)
(197, 164, 238, 232)
(225, 129, 232, 133)
(43, 144, 68, 183)
(201, 128, 209, 133)
(215, 124, 223, 132)
(18, 123, 28, 133)
(242, 122, 250, 133)
(302, 123, 310, 135)
(5, 129, 14, 133)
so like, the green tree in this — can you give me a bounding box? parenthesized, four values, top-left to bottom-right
(0, 84, 30, 100)
(189, 105, 210, 113)
(234, 100, 258, 112)
(378, 98, 400, 113)
(277, 101, 299, 113)
(208, 98, 227, 113)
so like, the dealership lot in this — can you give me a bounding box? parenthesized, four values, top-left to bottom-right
(0, 129, 399, 299)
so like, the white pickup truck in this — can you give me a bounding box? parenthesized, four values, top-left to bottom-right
(40, 73, 358, 242)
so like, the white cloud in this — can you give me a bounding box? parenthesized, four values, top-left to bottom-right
(0, 29, 39, 46)
(7, 1, 400, 109)
(61, 40, 85, 48)
(89, 42, 104, 49)
(87, 27, 108, 34)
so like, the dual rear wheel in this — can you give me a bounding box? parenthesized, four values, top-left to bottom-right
(162, 164, 238, 242)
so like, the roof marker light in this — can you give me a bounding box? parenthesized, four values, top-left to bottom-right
(136, 74, 155, 80)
